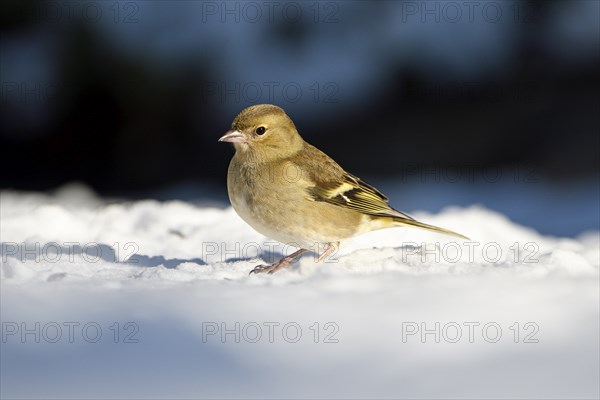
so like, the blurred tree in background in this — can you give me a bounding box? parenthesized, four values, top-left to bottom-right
(1, 0, 598, 196)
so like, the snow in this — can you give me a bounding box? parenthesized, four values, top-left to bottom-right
(1, 183, 598, 399)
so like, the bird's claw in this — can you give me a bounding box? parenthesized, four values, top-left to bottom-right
(248, 249, 309, 275)
(249, 260, 289, 275)
(249, 264, 273, 275)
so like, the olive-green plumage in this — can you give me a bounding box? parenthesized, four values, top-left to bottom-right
(219, 104, 468, 274)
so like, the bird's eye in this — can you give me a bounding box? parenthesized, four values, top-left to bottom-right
(255, 126, 266, 135)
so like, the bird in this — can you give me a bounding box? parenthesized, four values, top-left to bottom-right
(219, 104, 468, 274)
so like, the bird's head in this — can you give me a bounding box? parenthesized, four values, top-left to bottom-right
(219, 104, 304, 161)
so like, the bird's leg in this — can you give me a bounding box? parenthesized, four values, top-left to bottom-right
(317, 242, 339, 263)
(249, 248, 308, 275)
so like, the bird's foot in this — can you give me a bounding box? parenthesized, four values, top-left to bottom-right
(317, 242, 340, 263)
(249, 248, 308, 275)
(249, 260, 290, 275)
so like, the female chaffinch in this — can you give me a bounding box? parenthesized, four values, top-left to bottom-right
(219, 104, 468, 274)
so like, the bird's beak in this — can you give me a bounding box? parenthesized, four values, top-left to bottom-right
(218, 130, 247, 143)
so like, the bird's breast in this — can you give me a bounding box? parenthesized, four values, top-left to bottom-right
(227, 158, 366, 248)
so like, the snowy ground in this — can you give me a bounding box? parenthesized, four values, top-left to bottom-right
(1, 183, 598, 399)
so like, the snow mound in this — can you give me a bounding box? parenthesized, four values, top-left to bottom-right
(1, 185, 598, 399)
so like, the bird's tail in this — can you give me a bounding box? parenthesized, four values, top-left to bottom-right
(392, 217, 470, 240)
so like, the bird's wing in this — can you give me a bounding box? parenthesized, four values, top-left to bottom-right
(295, 144, 414, 220)
(309, 173, 414, 220)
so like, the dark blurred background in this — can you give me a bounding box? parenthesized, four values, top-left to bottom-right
(1, 0, 598, 235)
